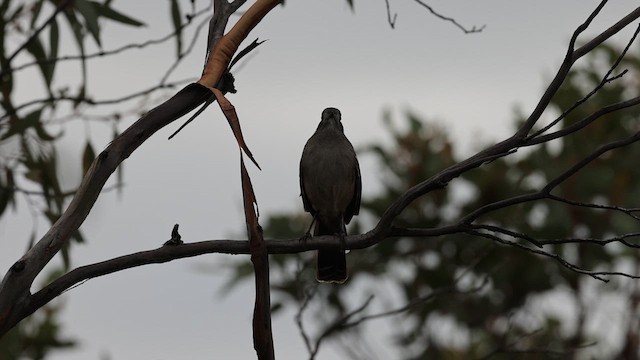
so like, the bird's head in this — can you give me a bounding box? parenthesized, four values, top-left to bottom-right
(318, 107, 344, 132)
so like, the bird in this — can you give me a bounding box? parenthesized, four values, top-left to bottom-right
(299, 107, 361, 283)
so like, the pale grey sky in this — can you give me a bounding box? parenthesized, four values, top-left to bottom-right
(1, 1, 639, 359)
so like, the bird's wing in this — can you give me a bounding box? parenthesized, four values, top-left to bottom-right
(299, 153, 314, 213)
(345, 156, 362, 224)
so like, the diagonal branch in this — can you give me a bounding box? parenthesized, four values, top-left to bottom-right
(370, 6, 640, 241)
(526, 22, 640, 141)
(524, 95, 640, 146)
(516, 2, 640, 138)
(459, 131, 640, 224)
(412, 0, 484, 34)
(0, 0, 282, 336)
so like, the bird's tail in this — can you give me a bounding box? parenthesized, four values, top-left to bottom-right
(315, 219, 347, 283)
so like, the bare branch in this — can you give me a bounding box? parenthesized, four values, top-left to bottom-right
(295, 286, 318, 356)
(471, 224, 543, 248)
(477, 327, 597, 360)
(2, 78, 198, 120)
(460, 131, 640, 224)
(205, 0, 250, 65)
(516, 3, 640, 138)
(538, 232, 640, 248)
(466, 229, 632, 282)
(548, 194, 640, 222)
(161, 13, 213, 85)
(412, 0, 484, 34)
(524, 94, 640, 146)
(384, 0, 397, 29)
(307, 295, 375, 359)
(527, 23, 640, 141)
(472, 224, 640, 249)
(342, 275, 490, 330)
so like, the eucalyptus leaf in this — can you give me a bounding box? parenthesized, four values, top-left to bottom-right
(90, 1, 144, 27)
(74, 0, 101, 46)
(170, 0, 182, 58)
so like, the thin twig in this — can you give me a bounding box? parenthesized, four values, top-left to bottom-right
(527, 22, 640, 141)
(9, 8, 210, 75)
(412, 0, 484, 34)
(0, 0, 73, 80)
(460, 131, 640, 224)
(467, 229, 640, 282)
(384, 0, 397, 29)
(2, 78, 197, 121)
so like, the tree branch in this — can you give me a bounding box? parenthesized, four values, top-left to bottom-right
(465, 229, 639, 282)
(516, 2, 640, 138)
(7, 8, 210, 76)
(459, 131, 640, 224)
(0, 0, 282, 336)
(526, 22, 640, 141)
(412, 0, 484, 34)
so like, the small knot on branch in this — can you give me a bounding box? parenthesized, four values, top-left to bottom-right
(164, 224, 184, 246)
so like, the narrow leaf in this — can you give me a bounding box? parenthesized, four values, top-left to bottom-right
(75, 0, 101, 46)
(210, 88, 260, 169)
(0, 176, 9, 216)
(49, 17, 59, 80)
(113, 124, 123, 197)
(170, 0, 183, 58)
(89, 1, 145, 27)
(29, 0, 44, 28)
(1, 108, 42, 140)
(82, 141, 95, 175)
(7, 4, 24, 23)
(44, 151, 64, 212)
(63, 11, 88, 93)
(24, 36, 54, 89)
(346, 0, 354, 11)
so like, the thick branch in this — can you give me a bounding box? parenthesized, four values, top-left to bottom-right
(0, 0, 282, 335)
(200, 0, 280, 87)
(0, 83, 212, 333)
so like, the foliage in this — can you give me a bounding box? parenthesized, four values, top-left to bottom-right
(241, 43, 640, 359)
(0, 1, 145, 358)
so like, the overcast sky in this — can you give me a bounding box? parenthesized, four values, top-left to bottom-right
(1, 1, 639, 359)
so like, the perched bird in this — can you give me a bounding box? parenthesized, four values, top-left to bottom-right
(299, 107, 361, 283)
